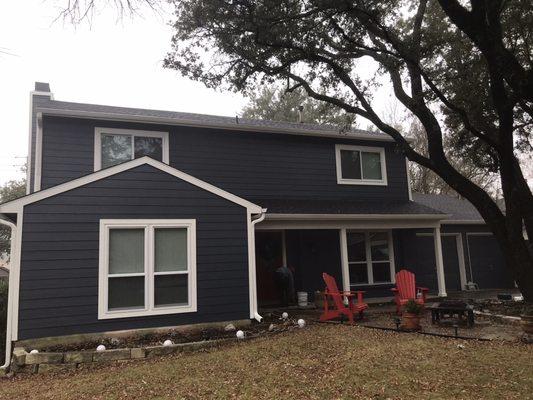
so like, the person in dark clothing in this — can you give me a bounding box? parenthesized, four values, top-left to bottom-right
(275, 265, 294, 306)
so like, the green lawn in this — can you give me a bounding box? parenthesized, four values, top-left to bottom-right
(0, 324, 531, 399)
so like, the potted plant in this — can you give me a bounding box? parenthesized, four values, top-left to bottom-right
(520, 303, 533, 342)
(401, 299, 424, 331)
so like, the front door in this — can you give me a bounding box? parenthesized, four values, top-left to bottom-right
(255, 231, 284, 305)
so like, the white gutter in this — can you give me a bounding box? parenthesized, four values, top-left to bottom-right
(0, 218, 16, 371)
(250, 209, 267, 323)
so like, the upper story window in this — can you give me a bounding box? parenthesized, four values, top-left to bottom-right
(98, 219, 197, 319)
(335, 144, 387, 185)
(94, 128, 169, 170)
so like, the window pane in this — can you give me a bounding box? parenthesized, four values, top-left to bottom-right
(349, 263, 368, 285)
(347, 232, 366, 262)
(361, 152, 382, 180)
(340, 150, 362, 179)
(370, 232, 389, 261)
(108, 276, 144, 310)
(109, 229, 144, 274)
(101, 134, 132, 168)
(134, 137, 163, 161)
(155, 228, 188, 272)
(372, 262, 391, 283)
(155, 275, 188, 307)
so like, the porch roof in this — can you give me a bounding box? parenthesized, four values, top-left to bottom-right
(252, 198, 444, 218)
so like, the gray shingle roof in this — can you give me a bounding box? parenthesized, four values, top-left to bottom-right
(412, 193, 483, 221)
(35, 96, 390, 140)
(252, 198, 444, 216)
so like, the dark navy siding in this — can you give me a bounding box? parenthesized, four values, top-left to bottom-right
(39, 116, 409, 201)
(397, 225, 514, 292)
(19, 164, 250, 340)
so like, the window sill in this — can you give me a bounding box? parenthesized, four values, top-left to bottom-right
(337, 179, 388, 186)
(98, 304, 197, 320)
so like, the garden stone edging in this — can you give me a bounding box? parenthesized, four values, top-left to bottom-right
(10, 337, 239, 374)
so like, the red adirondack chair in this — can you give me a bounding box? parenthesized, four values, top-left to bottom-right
(391, 269, 429, 315)
(319, 273, 368, 323)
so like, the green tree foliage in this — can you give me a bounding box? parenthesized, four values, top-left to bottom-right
(164, 0, 533, 299)
(0, 179, 25, 261)
(242, 86, 356, 129)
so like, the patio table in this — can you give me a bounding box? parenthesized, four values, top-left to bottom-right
(428, 301, 475, 327)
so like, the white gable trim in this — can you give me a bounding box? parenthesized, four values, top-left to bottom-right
(0, 157, 263, 214)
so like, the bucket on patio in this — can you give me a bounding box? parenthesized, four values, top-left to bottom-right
(297, 291, 308, 307)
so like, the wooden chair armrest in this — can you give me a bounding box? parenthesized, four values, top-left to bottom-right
(391, 288, 399, 292)
(417, 287, 429, 292)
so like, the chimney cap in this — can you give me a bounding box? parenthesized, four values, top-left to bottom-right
(34, 82, 51, 93)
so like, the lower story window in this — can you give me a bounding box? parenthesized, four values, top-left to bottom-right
(99, 219, 197, 319)
(346, 231, 395, 286)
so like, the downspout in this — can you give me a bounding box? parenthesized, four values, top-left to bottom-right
(0, 217, 16, 371)
(250, 209, 267, 322)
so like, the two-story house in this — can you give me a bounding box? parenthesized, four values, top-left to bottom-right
(0, 83, 514, 348)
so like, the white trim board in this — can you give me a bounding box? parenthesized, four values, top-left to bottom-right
(94, 127, 170, 171)
(256, 219, 443, 230)
(265, 213, 447, 221)
(36, 107, 397, 142)
(0, 157, 263, 214)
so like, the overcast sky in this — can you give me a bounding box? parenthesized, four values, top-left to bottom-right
(0, 1, 248, 185)
(0, 1, 530, 188)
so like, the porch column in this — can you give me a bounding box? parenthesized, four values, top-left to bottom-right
(433, 226, 447, 297)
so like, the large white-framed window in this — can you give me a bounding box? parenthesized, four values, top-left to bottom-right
(345, 230, 395, 286)
(335, 144, 387, 185)
(94, 128, 169, 171)
(98, 219, 197, 319)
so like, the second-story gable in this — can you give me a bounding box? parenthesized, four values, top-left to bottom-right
(28, 85, 411, 203)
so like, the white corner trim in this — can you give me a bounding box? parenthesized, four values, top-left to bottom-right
(33, 113, 43, 192)
(405, 157, 413, 201)
(98, 219, 197, 319)
(335, 144, 388, 186)
(0, 157, 262, 214)
(36, 107, 396, 142)
(94, 127, 170, 171)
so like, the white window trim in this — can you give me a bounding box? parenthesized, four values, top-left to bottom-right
(98, 219, 197, 320)
(335, 144, 388, 186)
(343, 230, 396, 287)
(94, 127, 169, 171)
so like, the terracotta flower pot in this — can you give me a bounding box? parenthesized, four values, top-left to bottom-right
(520, 314, 533, 335)
(401, 312, 421, 331)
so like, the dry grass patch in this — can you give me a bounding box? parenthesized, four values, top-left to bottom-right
(0, 324, 531, 399)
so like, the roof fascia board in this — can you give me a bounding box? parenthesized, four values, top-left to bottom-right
(265, 213, 448, 221)
(0, 157, 262, 214)
(37, 107, 397, 142)
(442, 219, 486, 225)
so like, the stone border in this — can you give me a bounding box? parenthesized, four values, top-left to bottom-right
(474, 310, 522, 325)
(10, 337, 238, 374)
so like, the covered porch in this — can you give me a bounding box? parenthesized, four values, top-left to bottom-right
(254, 206, 450, 309)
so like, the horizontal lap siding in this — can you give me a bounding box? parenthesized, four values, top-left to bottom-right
(40, 116, 409, 201)
(19, 165, 250, 340)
